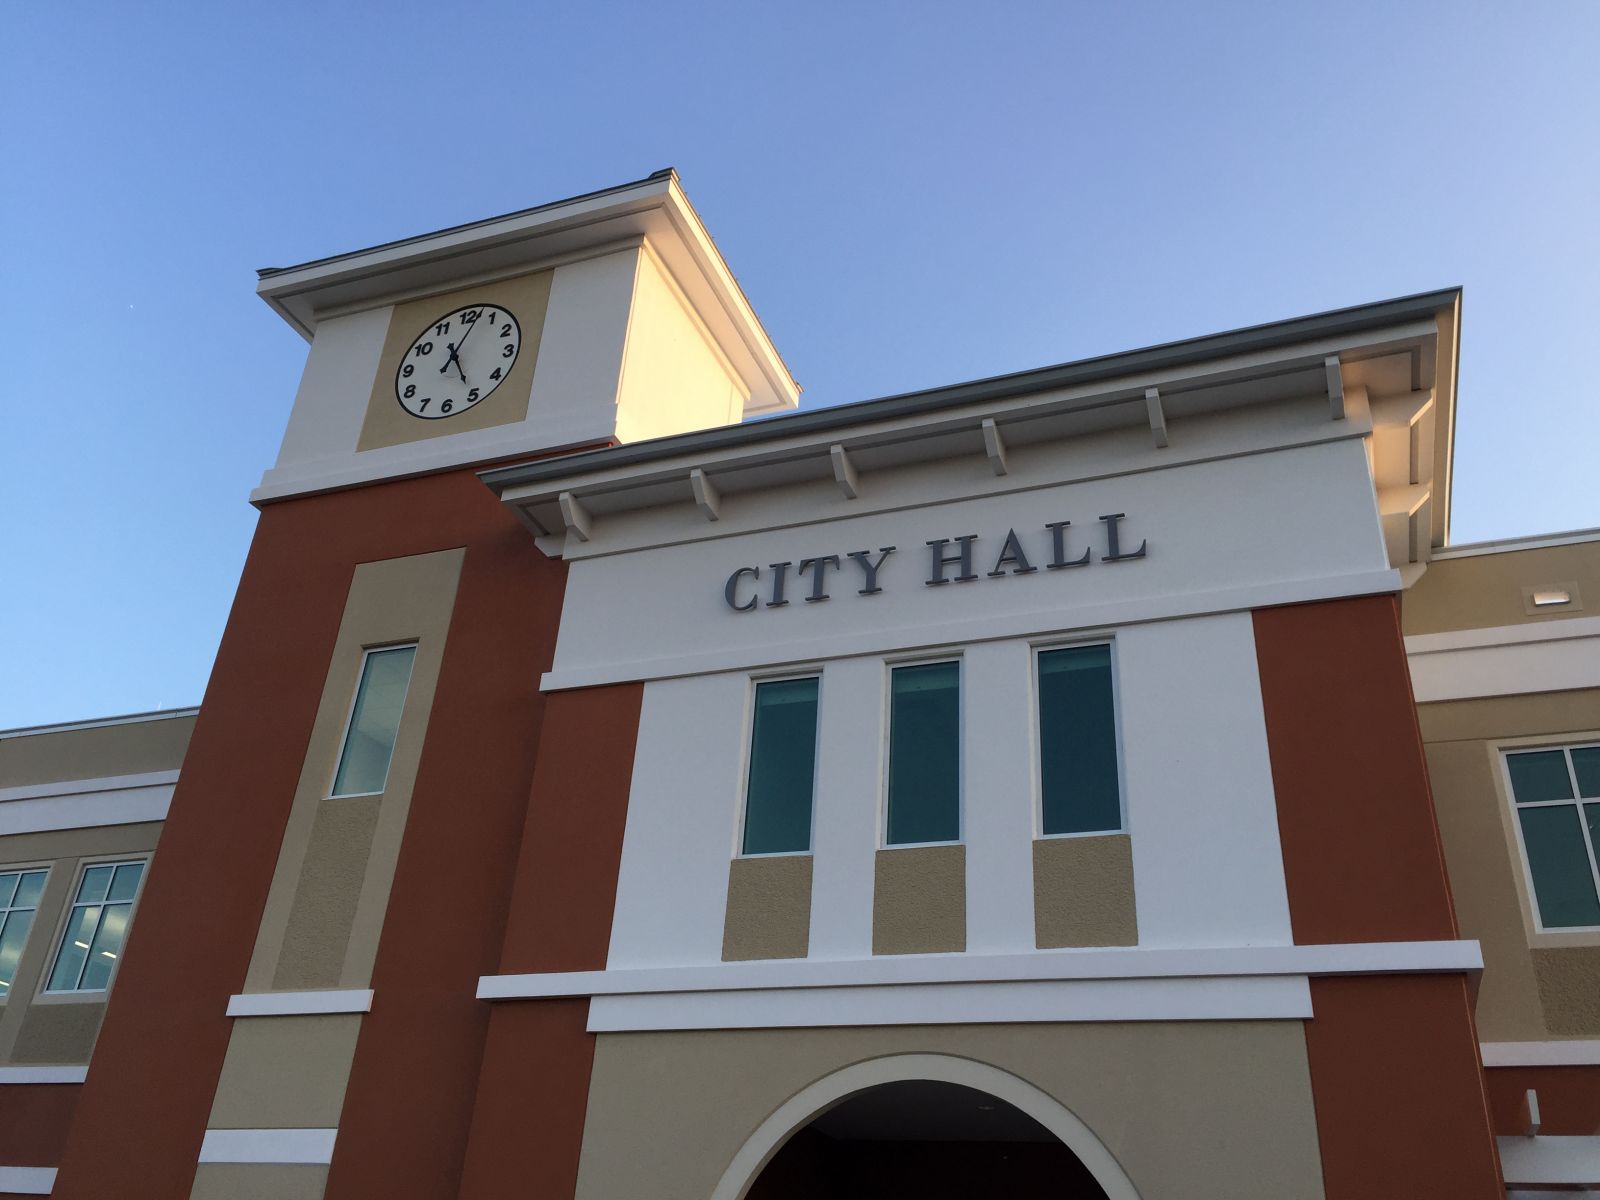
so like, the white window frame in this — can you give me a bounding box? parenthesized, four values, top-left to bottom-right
(0, 863, 50, 1001)
(1031, 637, 1128, 840)
(734, 671, 823, 859)
(41, 856, 149, 997)
(881, 655, 965, 849)
(327, 643, 418, 800)
(1502, 740, 1600, 934)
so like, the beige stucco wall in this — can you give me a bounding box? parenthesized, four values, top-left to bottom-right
(1420, 687, 1600, 1039)
(575, 1021, 1325, 1200)
(190, 1164, 329, 1200)
(722, 856, 812, 961)
(1403, 542, 1596, 635)
(0, 714, 194, 787)
(208, 1013, 361, 1129)
(1033, 834, 1137, 948)
(873, 845, 965, 955)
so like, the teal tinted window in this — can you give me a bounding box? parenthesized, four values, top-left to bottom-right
(887, 662, 961, 845)
(47, 860, 145, 993)
(0, 868, 48, 995)
(1507, 745, 1600, 929)
(1038, 644, 1121, 835)
(742, 678, 820, 855)
(331, 645, 417, 797)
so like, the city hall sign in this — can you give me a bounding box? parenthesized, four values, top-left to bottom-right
(723, 513, 1148, 612)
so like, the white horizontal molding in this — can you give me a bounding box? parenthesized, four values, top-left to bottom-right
(541, 567, 1403, 692)
(198, 1128, 337, 1165)
(588, 976, 1312, 1032)
(0, 1166, 55, 1195)
(1407, 622, 1600, 703)
(0, 1065, 87, 1084)
(1406, 615, 1600, 655)
(0, 771, 178, 836)
(1498, 1135, 1600, 1187)
(226, 989, 373, 1018)
(1482, 1040, 1600, 1067)
(478, 939, 1482, 1002)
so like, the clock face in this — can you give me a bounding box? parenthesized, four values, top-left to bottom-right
(394, 304, 521, 419)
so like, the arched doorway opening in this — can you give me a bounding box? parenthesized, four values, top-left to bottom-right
(713, 1054, 1139, 1200)
(745, 1079, 1110, 1199)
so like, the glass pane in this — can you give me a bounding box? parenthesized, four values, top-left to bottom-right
(742, 679, 819, 855)
(77, 865, 114, 904)
(1572, 747, 1600, 799)
(1519, 806, 1600, 928)
(107, 862, 144, 903)
(0, 910, 33, 990)
(0, 873, 17, 909)
(48, 905, 101, 991)
(13, 870, 45, 909)
(1508, 751, 1575, 804)
(887, 662, 961, 845)
(79, 903, 131, 992)
(331, 646, 417, 797)
(1038, 645, 1121, 835)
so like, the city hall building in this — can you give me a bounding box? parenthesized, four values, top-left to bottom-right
(0, 171, 1597, 1198)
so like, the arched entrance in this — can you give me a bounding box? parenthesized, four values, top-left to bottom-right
(713, 1054, 1141, 1200)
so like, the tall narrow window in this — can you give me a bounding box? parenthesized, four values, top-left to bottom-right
(0, 868, 47, 996)
(1507, 744, 1600, 929)
(46, 860, 144, 993)
(886, 661, 961, 845)
(1038, 644, 1122, 835)
(330, 645, 417, 797)
(741, 678, 820, 855)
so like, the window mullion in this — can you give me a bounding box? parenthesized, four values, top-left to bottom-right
(1564, 748, 1600, 900)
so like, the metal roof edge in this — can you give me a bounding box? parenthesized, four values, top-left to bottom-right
(480, 286, 1463, 494)
(0, 705, 202, 741)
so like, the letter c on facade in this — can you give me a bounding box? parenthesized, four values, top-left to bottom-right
(724, 566, 761, 612)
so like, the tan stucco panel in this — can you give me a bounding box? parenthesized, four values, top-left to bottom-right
(0, 715, 194, 788)
(1532, 948, 1600, 1035)
(1403, 542, 1598, 635)
(208, 1014, 361, 1129)
(273, 796, 381, 990)
(722, 856, 812, 961)
(1418, 689, 1600, 745)
(11, 1000, 104, 1064)
(575, 1022, 1325, 1200)
(357, 271, 553, 451)
(1033, 834, 1137, 948)
(245, 549, 463, 993)
(873, 845, 965, 955)
(190, 1164, 329, 1200)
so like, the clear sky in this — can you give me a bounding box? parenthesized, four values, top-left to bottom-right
(2, 2, 1596, 729)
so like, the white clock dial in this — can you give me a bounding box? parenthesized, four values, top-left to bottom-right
(394, 304, 521, 419)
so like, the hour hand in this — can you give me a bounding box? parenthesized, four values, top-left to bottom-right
(440, 345, 467, 382)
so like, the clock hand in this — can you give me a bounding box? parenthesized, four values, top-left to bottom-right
(439, 344, 468, 382)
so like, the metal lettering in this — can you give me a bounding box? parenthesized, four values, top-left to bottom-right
(1099, 513, 1147, 562)
(766, 561, 793, 608)
(847, 547, 896, 595)
(724, 566, 761, 612)
(925, 535, 979, 585)
(987, 528, 1037, 577)
(798, 555, 841, 602)
(1044, 520, 1090, 569)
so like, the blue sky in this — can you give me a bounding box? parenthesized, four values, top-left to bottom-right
(2, 2, 1596, 728)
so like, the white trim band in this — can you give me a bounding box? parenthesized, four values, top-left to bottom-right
(479, 939, 1483, 1001)
(198, 1128, 337, 1165)
(0, 771, 178, 836)
(0, 1166, 56, 1195)
(1498, 1135, 1600, 1188)
(1405, 615, 1600, 655)
(1483, 1040, 1600, 1067)
(0, 1065, 87, 1084)
(226, 990, 373, 1017)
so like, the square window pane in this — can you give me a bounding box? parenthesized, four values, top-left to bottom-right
(1508, 751, 1575, 804)
(742, 679, 819, 855)
(887, 662, 961, 845)
(1038, 645, 1121, 835)
(0, 873, 17, 909)
(107, 863, 144, 903)
(1519, 805, 1600, 928)
(76, 865, 114, 904)
(331, 646, 417, 797)
(79, 903, 131, 992)
(0, 910, 34, 990)
(48, 905, 101, 991)
(13, 870, 45, 910)
(1573, 747, 1600, 799)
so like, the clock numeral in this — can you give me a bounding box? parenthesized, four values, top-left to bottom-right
(434, 321, 451, 336)
(467, 388, 480, 403)
(401, 363, 414, 378)
(441, 398, 454, 414)
(403, 384, 416, 399)
(418, 398, 431, 412)
(487, 311, 497, 325)
(415, 341, 434, 356)
(489, 367, 502, 381)
(502, 343, 516, 358)
(462, 309, 481, 323)
(499, 323, 512, 338)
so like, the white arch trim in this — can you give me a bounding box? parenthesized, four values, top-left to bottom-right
(710, 1052, 1143, 1200)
